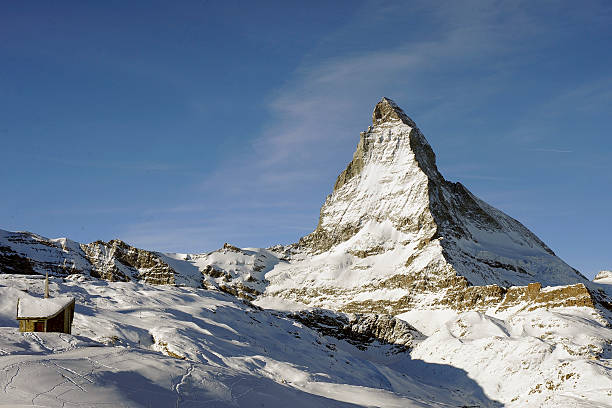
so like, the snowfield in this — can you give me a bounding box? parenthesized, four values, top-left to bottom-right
(1, 274, 611, 407)
(1, 275, 500, 408)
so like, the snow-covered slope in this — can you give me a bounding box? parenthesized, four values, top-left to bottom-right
(410, 308, 612, 407)
(1, 275, 610, 407)
(0, 275, 499, 408)
(595, 270, 612, 285)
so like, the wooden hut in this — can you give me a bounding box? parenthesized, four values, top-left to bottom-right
(16, 296, 75, 334)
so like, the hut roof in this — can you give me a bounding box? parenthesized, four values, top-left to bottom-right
(17, 296, 74, 319)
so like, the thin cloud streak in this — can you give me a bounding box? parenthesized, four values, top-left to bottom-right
(34, 155, 203, 176)
(207, 1, 542, 187)
(526, 148, 573, 153)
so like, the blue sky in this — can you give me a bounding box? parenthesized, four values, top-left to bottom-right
(1, 1, 610, 278)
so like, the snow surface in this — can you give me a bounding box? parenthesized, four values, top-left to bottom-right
(411, 308, 612, 407)
(0, 275, 502, 408)
(1, 275, 610, 407)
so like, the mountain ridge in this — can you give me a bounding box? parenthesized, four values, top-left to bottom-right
(0, 98, 607, 318)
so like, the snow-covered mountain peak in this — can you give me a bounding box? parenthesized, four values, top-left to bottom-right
(369, 97, 439, 179)
(299, 98, 443, 254)
(276, 98, 593, 314)
(595, 270, 612, 286)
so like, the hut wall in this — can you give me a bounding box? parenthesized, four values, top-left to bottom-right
(19, 319, 45, 332)
(47, 313, 65, 332)
(63, 303, 74, 334)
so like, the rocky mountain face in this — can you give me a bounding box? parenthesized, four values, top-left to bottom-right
(81, 239, 177, 284)
(286, 309, 424, 351)
(0, 229, 179, 285)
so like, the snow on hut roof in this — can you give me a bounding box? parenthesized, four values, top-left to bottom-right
(17, 296, 74, 319)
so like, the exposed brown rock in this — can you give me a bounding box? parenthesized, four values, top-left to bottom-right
(218, 283, 261, 301)
(311, 275, 601, 316)
(222, 243, 242, 252)
(348, 246, 386, 258)
(202, 264, 230, 279)
(81, 240, 176, 284)
(298, 225, 361, 254)
(372, 97, 417, 127)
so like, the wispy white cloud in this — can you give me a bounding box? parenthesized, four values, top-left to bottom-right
(36, 155, 202, 175)
(177, 1, 572, 252)
(526, 148, 573, 153)
(217, 3, 564, 191)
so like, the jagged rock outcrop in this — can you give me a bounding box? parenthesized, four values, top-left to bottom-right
(81, 239, 176, 284)
(195, 245, 280, 300)
(0, 229, 275, 296)
(0, 245, 38, 275)
(0, 229, 178, 285)
(288, 309, 423, 351)
(0, 230, 92, 276)
(339, 282, 598, 315)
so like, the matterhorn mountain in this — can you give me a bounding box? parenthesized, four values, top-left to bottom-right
(259, 97, 598, 315)
(302, 97, 584, 289)
(1, 98, 611, 407)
